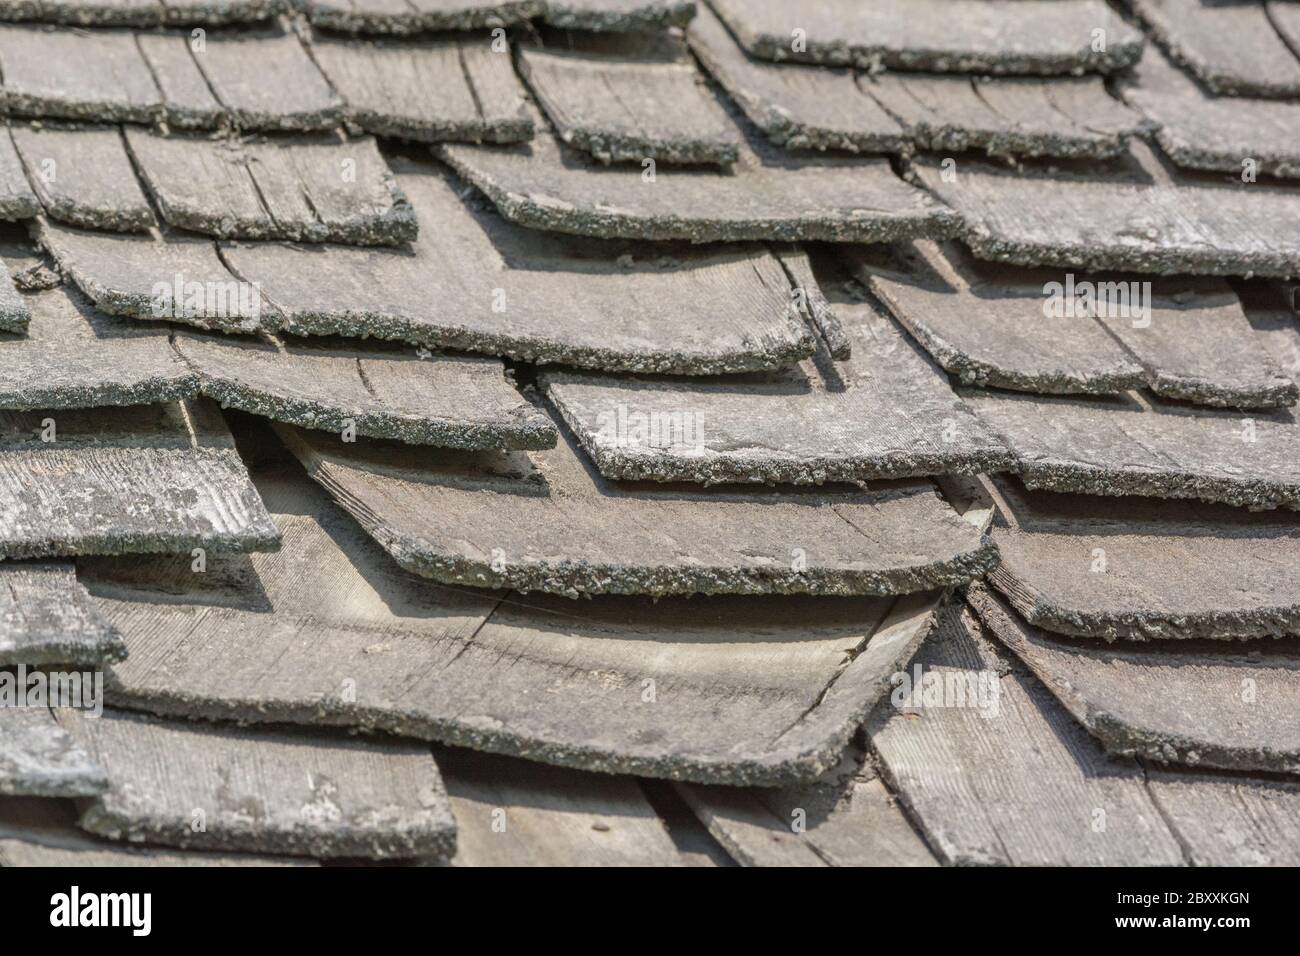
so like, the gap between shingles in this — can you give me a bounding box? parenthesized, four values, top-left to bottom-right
(1137, 758, 1196, 866)
(457, 40, 489, 123)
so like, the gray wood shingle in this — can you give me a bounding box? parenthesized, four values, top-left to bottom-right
(0, 706, 107, 797)
(0, 562, 125, 666)
(10, 125, 153, 232)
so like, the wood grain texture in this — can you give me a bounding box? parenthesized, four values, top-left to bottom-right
(220, 161, 816, 374)
(279, 407, 996, 597)
(0, 25, 161, 123)
(869, 602, 1187, 866)
(175, 331, 555, 450)
(311, 35, 532, 144)
(0, 561, 125, 666)
(191, 28, 342, 131)
(1145, 769, 1300, 866)
(437, 101, 960, 243)
(708, 0, 1143, 75)
(542, 278, 1013, 485)
(0, 796, 314, 866)
(965, 388, 1300, 510)
(439, 748, 684, 866)
(0, 706, 107, 797)
(969, 581, 1300, 775)
(1122, 44, 1300, 179)
(1130, 0, 1300, 98)
(916, 149, 1300, 278)
(0, 283, 196, 410)
(99, 464, 948, 784)
(0, 401, 279, 558)
(517, 42, 739, 165)
(679, 743, 937, 867)
(984, 476, 1300, 642)
(58, 707, 456, 860)
(125, 130, 416, 245)
(10, 124, 153, 232)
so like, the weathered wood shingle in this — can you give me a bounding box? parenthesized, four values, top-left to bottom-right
(300, 0, 541, 34)
(0, 562, 125, 666)
(10, 125, 153, 232)
(0, 705, 106, 797)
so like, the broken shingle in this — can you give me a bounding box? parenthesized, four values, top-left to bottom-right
(868, 602, 1186, 866)
(517, 42, 740, 166)
(678, 743, 938, 867)
(969, 581, 1300, 776)
(437, 103, 960, 243)
(98, 465, 950, 783)
(686, 3, 905, 155)
(0, 706, 106, 798)
(0, 401, 279, 558)
(1121, 45, 1300, 180)
(542, 0, 694, 31)
(174, 330, 557, 449)
(916, 149, 1300, 277)
(10, 125, 153, 232)
(0, 283, 196, 410)
(219, 163, 816, 374)
(0, 798, 313, 866)
(856, 241, 1146, 396)
(966, 388, 1300, 510)
(440, 749, 685, 866)
(858, 241, 1298, 407)
(189, 28, 342, 131)
(57, 707, 456, 860)
(35, 219, 269, 333)
(278, 410, 995, 598)
(707, 0, 1144, 75)
(135, 31, 226, 130)
(124, 130, 417, 245)
(300, 0, 541, 34)
(983, 476, 1300, 642)
(542, 281, 1013, 485)
(0, 26, 161, 123)
(1129, 0, 1300, 98)
(310, 35, 532, 144)
(0, 562, 125, 666)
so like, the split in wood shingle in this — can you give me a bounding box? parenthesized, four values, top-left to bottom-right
(0, 797, 314, 866)
(174, 330, 557, 449)
(125, 130, 417, 245)
(0, 26, 162, 123)
(706, 0, 1144, 75)
(99, 462, 951, 784)
(437, 102, 961, 243)
(0, 283, 195, 410)
(855, 241, 1146, 396)
(439, 748, 686, 866)
(0, 706, 107, 797)
(300, 0, 541, 34)
(219, 162, 817, 373)
(969, 581, 1300, 776)
(0, 400, 279, 558)
(856, 241, 1298, 408)
(688, 5, 1139, 161)
(915, 145, 1300, 277)
(10, 125, 153, 232)
(542, 277, 1013, 485)
(135, 31, 226, 130)
(966, 388, 1300, 510)
(279, 409, 996, 597)
(0, 0, 288, 26)
(0, 562, 125, 666)
(1121, 45, 1300, 180)
(517, 40, 740, 166)
(869, 599, 1300, 866)
(542, 0, 694, 32)
(983, 476, 1300, 642)
(188, 26, 342, 131)
(36, 219, 271, 333)
(310, 34, 532, 144)
(1130, 0, 1300, 98)
(56, 707, 456, 860)
(678, 742, 938, 867)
